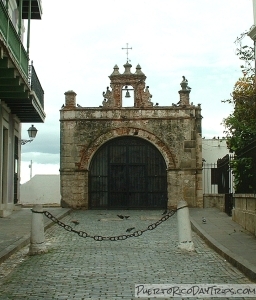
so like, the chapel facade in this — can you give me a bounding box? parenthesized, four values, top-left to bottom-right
(60, 62, 203, 209)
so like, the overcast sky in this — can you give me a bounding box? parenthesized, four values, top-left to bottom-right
(20, 0, 253, 183)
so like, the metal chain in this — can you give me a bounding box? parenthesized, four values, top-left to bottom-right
(33, 209, 178, 241)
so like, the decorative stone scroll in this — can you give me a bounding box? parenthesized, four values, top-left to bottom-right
(102, 86, 113, 107)
(135, 81, 153, 108)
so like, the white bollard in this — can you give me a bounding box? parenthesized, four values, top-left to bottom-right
(29, 204, 47, 255)
(177, 200, 195, 251)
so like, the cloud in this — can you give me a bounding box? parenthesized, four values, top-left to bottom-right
(22, 124, 60, 154)
(21, 0, 253, 175)
(21, 152, 60, 165)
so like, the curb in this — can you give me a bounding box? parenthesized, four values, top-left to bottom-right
(0, 209, 72, 264)
(190, 217, 256, 282)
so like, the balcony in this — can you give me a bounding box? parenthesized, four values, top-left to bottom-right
(248, 25, 256, 41)
(0, 0, 45, 122)
(19, 0, 43, 20)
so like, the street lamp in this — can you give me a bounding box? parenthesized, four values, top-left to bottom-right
(21, 125, 38, 145)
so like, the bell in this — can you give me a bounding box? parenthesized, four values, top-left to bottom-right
(125, 90, 131, 98)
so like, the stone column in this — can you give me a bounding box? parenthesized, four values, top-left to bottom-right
(178, 90, 190, 105)
(29, 204, 47, 255)
(195, 108, 203, 207)
(167, 169, 181, 209)
(178, 77, 191, 105)
(177, 199, 195, 251)
(64, 90, 77, 107)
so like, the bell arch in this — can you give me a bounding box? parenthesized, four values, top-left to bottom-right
(122, 85, 134, 107)
(102, 62, 153, 108)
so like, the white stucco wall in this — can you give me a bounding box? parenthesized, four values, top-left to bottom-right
(202, 139, 230, 194)
(202, 139, 229, 164)
(20, 175, 60, 206)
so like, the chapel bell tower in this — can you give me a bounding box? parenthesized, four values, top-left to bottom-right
(102, 62, 153, 108)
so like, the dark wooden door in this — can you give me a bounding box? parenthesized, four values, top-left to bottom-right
(89, 137, 167, 209)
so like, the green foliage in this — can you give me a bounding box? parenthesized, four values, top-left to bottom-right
(223, 75, 256, 151)
(230, 157, 254, 192)
(234, 31, 255, 76)
(223, 76, 256, 151)
(222, 31, 256, 192)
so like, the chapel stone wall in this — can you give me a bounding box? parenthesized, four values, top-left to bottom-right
(60, 107, 203, 209)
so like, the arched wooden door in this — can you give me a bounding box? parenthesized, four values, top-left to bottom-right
(89, 137, 167, 209)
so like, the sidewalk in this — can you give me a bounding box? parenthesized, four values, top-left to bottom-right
(0, 206, 71, 264)
(190, 208, 256, 282)
(0, 206, 256, 282)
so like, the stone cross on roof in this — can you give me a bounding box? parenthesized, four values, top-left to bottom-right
(122, 43, 132, 62)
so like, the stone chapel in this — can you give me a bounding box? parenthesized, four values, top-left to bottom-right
(60, 61, 203, 209)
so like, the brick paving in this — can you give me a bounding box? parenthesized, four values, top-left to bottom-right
(0, 210, 254, 299)
(0, 207, 70, 264)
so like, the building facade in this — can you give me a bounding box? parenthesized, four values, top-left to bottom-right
(202, 138, 230, 194)
(20, 175, 60, 206)
(0, 0, 45, 216)
(60, 62, 203, 209)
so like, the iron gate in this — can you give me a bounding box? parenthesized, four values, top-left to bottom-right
(89, 137, 167, 209)
(217, 154, 234, 216)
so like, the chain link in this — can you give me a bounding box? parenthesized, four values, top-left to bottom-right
(32, 209, 178, 241)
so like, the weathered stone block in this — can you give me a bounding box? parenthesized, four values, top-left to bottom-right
(234, 197, 247, 210)
(190, 159, 196, 168)
(246, 198, 256, 212)
(232, 209, 246, 228)
(191, 148, 196, 159)
(245, 212, 256, 234)
(191, 130, 196, 140)
(180, 160, 191, 168)
(184, 140, 196, 148)
(255, 215, 256, 236)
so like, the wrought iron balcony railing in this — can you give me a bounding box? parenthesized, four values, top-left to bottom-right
(0, 0, 29, 77)
(29, 63, 44, 109)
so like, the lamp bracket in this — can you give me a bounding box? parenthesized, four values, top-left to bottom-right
(20, 139, 33, 145)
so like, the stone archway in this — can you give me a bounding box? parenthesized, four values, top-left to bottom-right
(88, 136, 167, 209)
(77, 127, 177, 171)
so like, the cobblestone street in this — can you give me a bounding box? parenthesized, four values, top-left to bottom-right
(0, 210, 253, 299)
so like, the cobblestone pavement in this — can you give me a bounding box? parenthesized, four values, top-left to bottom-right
(0, 210, 254, 300)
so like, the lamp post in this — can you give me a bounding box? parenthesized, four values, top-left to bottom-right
(21, 125, 38, 145)
(29, 160, 33, 179)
